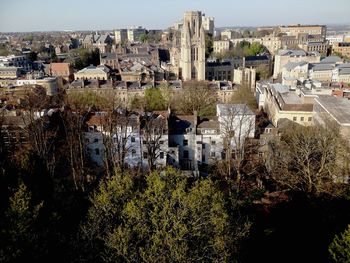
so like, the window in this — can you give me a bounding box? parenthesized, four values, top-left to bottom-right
(221, 151, 226, 160)
(300, 117, 304, 121)
(132, 149, 136, 157)
(94, 138, 98, 143)
(211, 140, 216, 145)
(85, 138, 90, 143)
(211, 152, 216, 158)
(131, 137, 135, 143)
(160, 152, 164, 159)
(308, 117, 312, 122)
(202, 144, 205, 149)
(183, 139, 188, 146)
(95, 148, 100, 155)
(143, 152, 148, 159)
(159, 140, 164, 144)
(183, 150, 189, 159)
(202, 155, 205, 162)
(293, 117, 297, 121)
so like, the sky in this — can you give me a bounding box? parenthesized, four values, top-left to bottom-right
(0, 0, 349, 32)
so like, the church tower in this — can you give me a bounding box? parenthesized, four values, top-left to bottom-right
(180, 11, 206, 81)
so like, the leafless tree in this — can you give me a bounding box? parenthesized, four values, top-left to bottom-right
(23, 88, 57, 176)
(140, 113, 167, 171)
(218, 104, 256, 186)
(61, 108, 90, 191)
(101, 109, 137, 177)
(177, 81, 217, 115)
(267, 122, 350, 195)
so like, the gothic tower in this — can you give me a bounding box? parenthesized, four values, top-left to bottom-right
(180, 11, 206, 81)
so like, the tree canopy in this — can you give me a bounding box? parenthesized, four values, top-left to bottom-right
(329, 224, 350, 263)
(80, 168, 250, 262)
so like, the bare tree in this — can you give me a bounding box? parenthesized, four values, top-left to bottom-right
(217, 104, 256, 186)
(23, 88, 57, 176)
(101, 109, 137, 177)
(61, 108, 90, 191)
(177, 81, 217, 115)
(140, 113, 167, 171)
(268, 122, 349, 195)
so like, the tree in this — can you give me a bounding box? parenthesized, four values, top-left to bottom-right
(129, 95, 146, 110)
(140, 113, 167, 171)
(246, 42, 266, 56)
(23, 88, 57, 176)
(0, 182, 43, 262)
(101, 110, 138, 177)
(329, 224, 350, 262)
(268, 123, 349, 195)
(144, 87, 167, 111)
(231, 86, 258, 111)
(217, 104, 256, 187)
(242, 30, 251, 38)
(80, 168, 250, 262)
(178, 81, 217, 116)
(61, 109, 91, 191)
(256, 64, 270, 80)
(67, 90, 110, 111)
(79, 171, 136, 262)
(71, 48, 100, 70)
(139, 32, 149, 43)
(205, 33, 213, 58)
(159, 83, 173, 109)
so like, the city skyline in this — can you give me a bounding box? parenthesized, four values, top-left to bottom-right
(0, 0, 350, 32)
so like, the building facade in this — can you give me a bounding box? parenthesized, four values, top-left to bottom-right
(333, 42, 350, 58)
(179, 11, 206, 81)
(114, 29, 128, 44)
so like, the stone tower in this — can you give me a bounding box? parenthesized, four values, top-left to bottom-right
(180, 11, 206, 81)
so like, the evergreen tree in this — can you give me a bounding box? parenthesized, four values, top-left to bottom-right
(329, 224, 350, 262)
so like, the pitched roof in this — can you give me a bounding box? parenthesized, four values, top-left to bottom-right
(283, 61, 307, 71)
(320, 56, 342, 64)
(309, 63, 334, 71)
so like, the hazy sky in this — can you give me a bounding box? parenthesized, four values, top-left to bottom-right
(0, 0, 349, 32)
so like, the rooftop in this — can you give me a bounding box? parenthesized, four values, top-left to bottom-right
(283, 61, 307, 71)
(217, 104, 255, 116)
(320, 56, 342, 64)
(309, 63, 334, 71)
(76, 65, 110, 74)
(315, 96, 350, 125)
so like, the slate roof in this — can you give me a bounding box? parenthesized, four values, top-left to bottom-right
(283, 61, 307, 71)
(320, 56, 342, 64)
(309, 63, 334, 71)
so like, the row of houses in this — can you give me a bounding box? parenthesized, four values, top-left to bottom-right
(85, 104, 255, 172)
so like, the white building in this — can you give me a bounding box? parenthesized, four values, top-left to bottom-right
(85, 112, 167, 169)
(202, 16, 215, 36)
(0, 55, 31, 72)
(127, 26, 146, 43)
(213, 40, 231, 54)
(273, 50, 321, 79)
(114, 29, 128, 44)
(326, 35, 345, 45)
